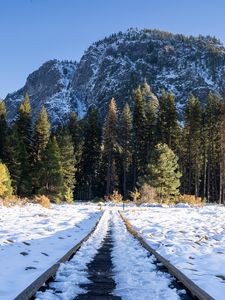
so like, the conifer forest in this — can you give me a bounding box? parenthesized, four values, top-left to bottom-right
(1, 81, 225, 204)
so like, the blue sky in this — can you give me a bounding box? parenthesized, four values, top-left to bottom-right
(0, 0, 224, 98)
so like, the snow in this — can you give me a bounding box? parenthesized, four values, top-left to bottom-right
(123, 205, 225, 300)
(1, 203, 225, 299)
(111, 211, 181, 300)
(36, 210, 182, 300)
(0, 203, 101, 300)
(36, 210, 110, 300)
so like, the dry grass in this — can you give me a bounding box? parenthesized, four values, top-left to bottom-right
(34, 195, 51, 208)
(176, 194, 203, 205)
(104, 190, 123, 203)
(0, 195, 28, 207)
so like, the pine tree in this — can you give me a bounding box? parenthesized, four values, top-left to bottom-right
(120, 103, 132, 198)
(132, 87, 147, 185)
(0, 101, 7, 160)
(68, 111, 81, 155)
(204, 92, 221, 201)
(141, 81, 159, 161)
(57, 131, 76, 202)
(183, 95, 203, 196)
(141, 143, 181, 201)
(78, 107, 102, 199)
(157, 89, 180, 150)
(16, 93, 33, 195)
(39, 136, 64, 196)
(3, 126, 21, 193)
(0, 163, 13, 198)
(33, 106, 51, 193)
(219, 99, 225, 204)
(34, 106, 50, 162)
(17, 93, 33, 156)
(17, 142, 32, 196)
(103, 98, 119, 195)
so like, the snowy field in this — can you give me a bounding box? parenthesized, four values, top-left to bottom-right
(0, 203, 101, 300)
(1, 202, 225, 300)
(37, 211, 182, 300)
(123, 204, 225, 300)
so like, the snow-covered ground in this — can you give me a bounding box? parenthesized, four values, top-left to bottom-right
(0, 203, 101, 300)
(111, 211, 182, 300)
(1, 203, 224, 300)
(36, 210, 110, 300)
(123, 205, 225, 300)
(36, 211, 183, 300)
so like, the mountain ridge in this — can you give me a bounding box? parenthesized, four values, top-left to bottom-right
(4, 28, 225, 124)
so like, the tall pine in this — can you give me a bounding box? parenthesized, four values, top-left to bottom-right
(78, 107, 102, 199)
(3, 126, 21, 193)
(34, 106, 50, 162)
(103, 98, 119, 195)
(120, 103, 132, 198)
(39, 136, 64, 197)
(183, 95, 203, 196)
(132, 87, 147, 186)
(157, 89, 180, 150)
(16, 94, 33, 195)
(34, 106, 50, 192)
(57, 130, 76, 202)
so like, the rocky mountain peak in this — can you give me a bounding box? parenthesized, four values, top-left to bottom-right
(4, 29, 225, 125)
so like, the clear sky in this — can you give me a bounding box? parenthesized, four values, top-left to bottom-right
(0, 0, 224, 98)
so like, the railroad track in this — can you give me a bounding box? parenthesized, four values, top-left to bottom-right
(13, 210, 214, 300)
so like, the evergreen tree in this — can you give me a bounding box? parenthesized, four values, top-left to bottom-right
(68, 111, 81, 155)
(141, 143, 181, 201)
(34, 106, 50, 162)
(103, 98, 119, 195)
(0, 163, 13, 198)
(145, 96, 159, 160)
(141, 81, 159, 161)
(157, 89, 180, 150)
(17, 142, 32, 196)
(3, 126, 21, 193)
(204, 92, 221, 201)
(17, 93, 33, 156)
(16, 94, 33, 195)
(132, 87, 147, 185)
(120, 103, 132, 198)
(57, 131, 76, 202)
(0, 101, 7, 160)
(39, 136, 64, 196)
(219, 99, 225, 204)
(78, 107, 102, 199)
(33, 106, 51, 193)
(183, 95, 203, 196)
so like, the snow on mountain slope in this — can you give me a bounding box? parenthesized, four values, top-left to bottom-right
(4, 59, 83, 126)
(4, 29, 225, 125)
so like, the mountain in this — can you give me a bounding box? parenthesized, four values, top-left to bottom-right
(4, 28, 225, 124)
(4, 60, 85, 126)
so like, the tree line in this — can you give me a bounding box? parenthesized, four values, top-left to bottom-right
(0, 82, 225, 203)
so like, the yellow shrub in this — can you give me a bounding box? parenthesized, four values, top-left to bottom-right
(0, 195, 25, 207)
(130, 188, 141, 203)
(176, 194, 203, 205)
(104, 190, 123, 203)
(34, 195, 50, 208)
